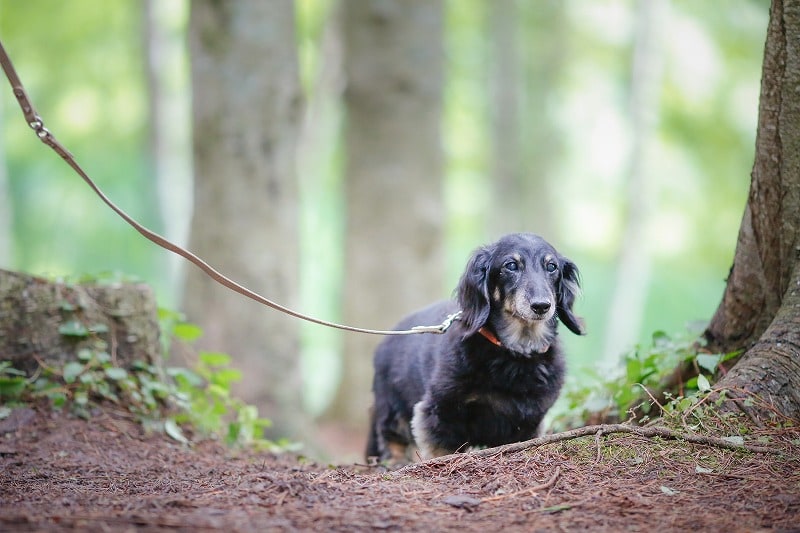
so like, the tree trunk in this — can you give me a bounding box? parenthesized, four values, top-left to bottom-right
(602, 0, 664, 364)
(0, 95, 12, 268)
(488, 0, 566, 238)
(487, 0, 524, 235)
(0, 269, 161, 374)
(184, 0, 308, 440)
(708, 0, 800, 419)
(143, 0, 192, 303)
(325, 0, 445, 432)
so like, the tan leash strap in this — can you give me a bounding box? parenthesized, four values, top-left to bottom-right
(0, 38, 457, 337)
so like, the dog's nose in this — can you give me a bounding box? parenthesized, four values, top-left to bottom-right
(531, 300, 552, 315)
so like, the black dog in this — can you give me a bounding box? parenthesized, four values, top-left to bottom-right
(366, 233, 585, 463)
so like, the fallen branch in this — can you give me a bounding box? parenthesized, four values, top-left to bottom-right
(398, 423, 780, 472)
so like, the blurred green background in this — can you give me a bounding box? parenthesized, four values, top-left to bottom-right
(0, 0, 768, 415)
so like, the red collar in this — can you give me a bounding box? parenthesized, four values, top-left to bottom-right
(478, 327, 502, 347)
(478, 327, 551, 354)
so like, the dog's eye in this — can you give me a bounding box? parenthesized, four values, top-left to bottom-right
(546, 262, 558, 273)
(504, 260, 519, 272)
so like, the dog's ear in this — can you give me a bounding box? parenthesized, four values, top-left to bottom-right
(557, 259, 586, 336)
(456, 246, 492, 337)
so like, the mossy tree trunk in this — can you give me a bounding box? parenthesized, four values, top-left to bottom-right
(0, 269, 160, 374)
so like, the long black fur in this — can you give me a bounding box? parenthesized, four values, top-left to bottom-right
(366, 233, 585, 463)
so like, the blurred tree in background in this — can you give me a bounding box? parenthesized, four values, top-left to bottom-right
(322, 0, 445, 435)
(184, 0, 309, 440)
(0, 0, 769, 457)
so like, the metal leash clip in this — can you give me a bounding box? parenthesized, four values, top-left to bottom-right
(411, 311, 462, 334)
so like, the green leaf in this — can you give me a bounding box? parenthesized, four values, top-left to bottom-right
(58, 321, 89, 337)
(696, 354, 721, 374)
(164, 419, 189, 445)
(211, 368, 242, 387)
(652, 331, 669, 343)
(50, 393, 67, 407)
(158, 307, 183, 322)
(173, 322, 203, 342)
(77, 349, 94, 362)
(88, 323, 109, 334)
(199, 351, 231, 367)
(227, 422, 242, 445)
(79, 372, 100, 385)
(238, 404, 259, 424)
(720, 350, 742, 363)
(0, 363, 26, 377)
(74, 390, 89, 406)
(62, 362, 84, 383)
(0, 377, 26, 399)
(104, 367, 128, 380)
(167, 367, 204, 387)
(207, 383, 229, 399)
(696, 373, 711, 392)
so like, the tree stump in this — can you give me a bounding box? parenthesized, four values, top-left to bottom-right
(0, 269, 161, 375)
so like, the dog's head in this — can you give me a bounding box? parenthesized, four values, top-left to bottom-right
(456, 233, 585, 354)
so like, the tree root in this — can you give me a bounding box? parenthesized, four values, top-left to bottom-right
(399, 423, 780, 472)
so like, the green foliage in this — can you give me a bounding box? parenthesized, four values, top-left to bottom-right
(0, 362, 27, 401)
(0, 309, 294, 453)
(166, 350, 281, 451)
(157, 310, 295, 452)
(553, 326, 741, 429)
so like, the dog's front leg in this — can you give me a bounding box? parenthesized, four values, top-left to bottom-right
(411, 399, 454, 460)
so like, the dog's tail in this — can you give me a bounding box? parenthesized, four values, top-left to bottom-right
(365, 405, 380, 460)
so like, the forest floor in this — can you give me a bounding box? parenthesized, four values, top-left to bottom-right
(1, 403, 799, 532)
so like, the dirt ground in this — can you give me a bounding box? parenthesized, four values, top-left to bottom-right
(1, 403, 799, 532)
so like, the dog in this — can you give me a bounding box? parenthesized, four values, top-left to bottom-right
(366, 233, 585, 463)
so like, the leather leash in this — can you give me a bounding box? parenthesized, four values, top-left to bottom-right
(0, 38, 459, 337)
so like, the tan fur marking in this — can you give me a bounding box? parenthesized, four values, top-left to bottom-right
(411, 401, 453, 460)
(387, 441, 409, 463)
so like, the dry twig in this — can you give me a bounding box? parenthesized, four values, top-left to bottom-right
(481, 466, 561, 503)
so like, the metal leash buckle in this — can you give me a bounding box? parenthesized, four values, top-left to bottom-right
(411, 311, 462, 334)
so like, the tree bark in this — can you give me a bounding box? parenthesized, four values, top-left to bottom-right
(185, 0, 308, 439)
(325, 0, 445, 431)
(0, 269, 160, 374)
(708, 0, 800, 419)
